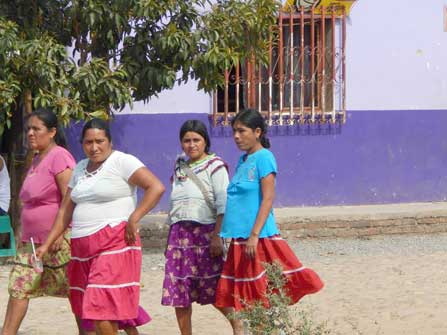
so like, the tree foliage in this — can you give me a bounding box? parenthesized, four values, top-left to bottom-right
(0, 0, 280, 132)
(0, 0, 280, 228)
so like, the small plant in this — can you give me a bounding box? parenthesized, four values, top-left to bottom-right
(292, 309, 331, 335)
(232, 261, 330, 335)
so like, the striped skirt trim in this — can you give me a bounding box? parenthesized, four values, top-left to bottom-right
(68, 222, 142, 320)
(161, 221, 224, 307)
(71, 246, 142, 262)
(215, 235, 324, 310)
(70, 282, 141, 293)
(172, 273, 221, 280)
(220, 266, 307, 282)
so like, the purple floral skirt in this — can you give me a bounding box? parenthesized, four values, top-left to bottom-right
(161, 221, 224, 308)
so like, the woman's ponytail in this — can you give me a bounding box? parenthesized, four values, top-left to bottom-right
(54, 124, 68, 148)
(260, 135, 271, 149)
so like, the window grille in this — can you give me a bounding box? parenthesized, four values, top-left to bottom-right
(212, 5, 348, 126)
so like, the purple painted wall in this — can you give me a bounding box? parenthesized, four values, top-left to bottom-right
(65, 109, 447, 211)
(61, 1, 447, 212)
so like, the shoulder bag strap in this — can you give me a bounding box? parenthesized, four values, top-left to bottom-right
(179, 160, 216, 213)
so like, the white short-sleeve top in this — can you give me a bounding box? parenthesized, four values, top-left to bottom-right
(69, 150, 144, 238)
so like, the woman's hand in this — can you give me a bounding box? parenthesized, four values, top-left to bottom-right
(245, 234, 259, 259)
(210, 234, 223, 257)
(125, 221, 139, 245)
(35, 244, 49, 260)
(49, 235, 64, 253)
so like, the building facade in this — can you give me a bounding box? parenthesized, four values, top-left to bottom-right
(67, 0, 447, 211)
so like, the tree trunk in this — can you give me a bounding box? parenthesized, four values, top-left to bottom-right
(24, 89, 32, 114)
(6, 92, 33, 236)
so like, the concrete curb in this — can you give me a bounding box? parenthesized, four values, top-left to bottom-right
(139, 202, 447, 249)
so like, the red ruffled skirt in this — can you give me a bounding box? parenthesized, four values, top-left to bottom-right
(68, 222, 142, 320)
(215, 235, 323, 310)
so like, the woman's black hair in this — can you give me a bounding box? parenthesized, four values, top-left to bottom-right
(179, 120, 211, 153)
(30, 108, 67, 148)
(81, 118, 112, 143)
(231, 109, 271, 148)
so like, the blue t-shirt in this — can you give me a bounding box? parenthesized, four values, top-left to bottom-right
(220, 148, 279, 238)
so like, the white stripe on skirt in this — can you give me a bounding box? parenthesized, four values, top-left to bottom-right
(71, 246, 142, 262)
(69, 282, 140, 292)
(87, 282, 141, 289)
(221, 266, 306, 282)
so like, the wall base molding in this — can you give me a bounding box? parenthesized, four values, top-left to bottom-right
(139, 202, 447, 249)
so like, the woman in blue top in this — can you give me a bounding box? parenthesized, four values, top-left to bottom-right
(215, 109, 323, 310)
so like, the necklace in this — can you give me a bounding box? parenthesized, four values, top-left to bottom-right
(83, 161, 104, 178)
(83, 151, 113, 178)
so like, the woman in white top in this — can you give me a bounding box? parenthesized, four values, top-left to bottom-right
(0, 155, 10, 215)
(37, 118, 165, 335)
(161, 120, 242, 335)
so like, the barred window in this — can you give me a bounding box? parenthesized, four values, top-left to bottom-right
(212, 5, 348, 126)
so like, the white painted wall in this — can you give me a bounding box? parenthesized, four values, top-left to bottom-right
(121, 78, 210, 114)
(124, 0, 447, 114)
(346, 0, 447, 110)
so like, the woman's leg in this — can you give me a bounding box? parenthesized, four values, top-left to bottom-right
(175, 307, 192, 335)
(75, 315, 91, 335)
(123, 327, 139, 335)
(94, 320, 118, 335)
(1, 296, 29, 335)
(214, 305, 245, 335)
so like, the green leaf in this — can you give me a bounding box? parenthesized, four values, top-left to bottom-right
(89, 13, 96, 26)
(0, 0, 278, 119)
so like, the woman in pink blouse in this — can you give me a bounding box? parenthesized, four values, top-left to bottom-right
(1, 109, 79, 334)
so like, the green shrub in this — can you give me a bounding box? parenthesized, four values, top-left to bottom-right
(232, 261, 330, 335)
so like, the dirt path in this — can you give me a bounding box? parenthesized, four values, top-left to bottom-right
(1, 234, 446, 334)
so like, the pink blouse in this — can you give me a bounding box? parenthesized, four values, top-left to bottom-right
(19, 146, 75, 243)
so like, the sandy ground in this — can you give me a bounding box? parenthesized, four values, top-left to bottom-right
(1, 234, 447, 335)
